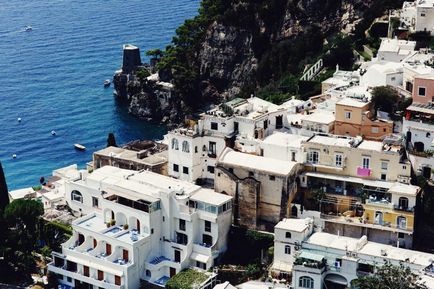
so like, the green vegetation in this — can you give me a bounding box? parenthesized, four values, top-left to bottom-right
(136, 67, 151, 80)
(371, 86, 400, 115)
(352, 262, 427, 289)
(166, 268, 209, 289)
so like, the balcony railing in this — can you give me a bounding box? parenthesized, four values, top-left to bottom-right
(393, 205, 414, 213)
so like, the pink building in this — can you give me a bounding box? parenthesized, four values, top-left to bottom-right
(412, 76, 434, 104)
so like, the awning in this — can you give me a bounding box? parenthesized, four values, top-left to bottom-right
(190, 252, 210, 264)
(271, 261, 292, 273)
(325, 274, 348, 285)
(298, 251, 325, 262)
(304, 172, 393, 189)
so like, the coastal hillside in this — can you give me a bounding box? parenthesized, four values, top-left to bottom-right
(115, 0, 404, 123)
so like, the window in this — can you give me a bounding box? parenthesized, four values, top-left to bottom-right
(381, 161, 388, 170)
(264, 119, 268, 130)
(391, 77, 396, 81)
(381, 173, 386, 181)
(196, 261, 206, 270)
(399, 197, 409, 210)
(427, 132, 431, 138)
(234, 122, 239, 132)
(308, 150, 319, 164)
(207, 166, 215, 173)
(182, 141, 190, 153)
(421, 13, 426, 16)
(183, 166, 189, 174)
(398, 232, 405, 239)
(179, 219, 186, 231)
(71, 190, 83, 203)
(209, 141, 217, 157)
(345, 111, 351, 119)
(362, 157, 370, 169)
(397, 216, 407, 229)
(205, 220, 211, 232)
(176, 232, 188, 245)
(269, 175, 275, 181)
(372, 127, 379, 133)
(291, 151, 296, 162)
(335, 154, 343, 167)
(285, 232, 291, 239)
(211, 122, 218, 130)
(299, 276, 314, 289)
(173, 164, 179, 172)
(92, 197, 99, 208)
(418, 86, 426, 96)
(285, 245, 291, 255)
(146, 270, 151, 277)
(115, 275, 121, 286)
(171, 138, 179, 150)
(195, 146, 198, 153)
(275, 115, 283, 129)
(249, 171, 254, 177)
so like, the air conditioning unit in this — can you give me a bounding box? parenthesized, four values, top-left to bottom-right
(346, 251, 352, 257)
(352, 252, 358, 258)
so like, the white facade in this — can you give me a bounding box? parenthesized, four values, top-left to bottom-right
(167, 97, 287, 184)
(272, 222, 434, 289)
(401, 1, 434, 33)
(360, 62, 403, 88)
(260, 132, 308, 163)
(376, 38, 416, 63)
(49, 166, 232, 289)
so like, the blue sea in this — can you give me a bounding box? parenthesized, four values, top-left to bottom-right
(0, 0, 199, 190)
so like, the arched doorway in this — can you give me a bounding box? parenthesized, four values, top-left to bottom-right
(414, 141, 424, 152)
(324, 273, 348, 289)
(291, 205, 298, 217)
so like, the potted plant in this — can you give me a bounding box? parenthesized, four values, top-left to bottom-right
(110, 219, 116, 226)
(123, 224, 129, 230)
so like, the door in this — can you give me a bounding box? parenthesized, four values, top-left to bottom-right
(123, 249, 129, 261)
(170, 267, 176, 277)
(106, 243, 112, 255)
(174, 249, 181, 263)
(83, 265, 89, 277)
(97, 270, 104, 281)
(136, 219, 140, 233)
(115, 275, 121, 286)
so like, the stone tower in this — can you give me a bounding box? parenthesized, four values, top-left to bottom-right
(122, 44, 142, 74)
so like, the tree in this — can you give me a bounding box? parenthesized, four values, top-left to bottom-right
(371, 86, 399, 115)
(352, 263, 427, 289)
(145, 49, 164, 59)
(107, 132, 117, 147)
(0, 162, 9, 211)
(4, 199, 44, 237)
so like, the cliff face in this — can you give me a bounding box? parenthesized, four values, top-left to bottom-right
(115, 0, 396, 122)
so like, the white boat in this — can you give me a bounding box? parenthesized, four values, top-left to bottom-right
(24, 25, 32, 32)
(51, 130, 56, 136)
(104, 79, 111, 87)
(74, 144, 86, 151)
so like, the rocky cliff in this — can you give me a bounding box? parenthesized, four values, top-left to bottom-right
(114, 0, 402, 123)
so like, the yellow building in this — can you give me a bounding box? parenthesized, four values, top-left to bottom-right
(299, 134, 419, 248)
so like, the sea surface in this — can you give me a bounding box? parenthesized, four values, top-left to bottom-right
(0, 0, 199, 190)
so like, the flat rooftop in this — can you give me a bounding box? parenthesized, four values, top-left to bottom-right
(95, 146, 167, 166)
(275, 218, 311, 232)
(307, 232, 363, 252)
(262, 132, 308, 148)
(337, 97, 368, 108)
(357, 140, 385, 152)
(306, 135, 353, 148)
(303, 111, 335, 124)
(218, 148, 297, 176)
(190, 188, 232, 206)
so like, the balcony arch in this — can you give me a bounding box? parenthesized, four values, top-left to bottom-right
(129, 216, 141, 233)
(115, 212, 127, 226)
(104, 209, 115, 223)
(71, 190, 83, 203)
(324, 273, 347, 288)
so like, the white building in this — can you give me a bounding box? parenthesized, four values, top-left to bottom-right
(272, 219, 434, 289)
(375, 38, 416, 63)
(167, 97, 287, 184)
(48, 166, 232, 289)
(401, 0, 434, 33)
(260, 132, 308, 163)
(360, 62, 403, 88)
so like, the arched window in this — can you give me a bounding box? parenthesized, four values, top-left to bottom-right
(146, 270, 151, 277)
(285, 232, 291, 239)
(299, 276, 314, 289)
(398, 197, 409, 210)
(427, 132, 431, 138)
(397, 216, 407, 229)
(284, 245, 291, 255)
(171, 138, 179, 150)
(182, 141, 190, 153)
(71, 190, 83, 203)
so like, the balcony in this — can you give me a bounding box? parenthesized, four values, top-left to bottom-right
(48, 262, 124, 289)
(393, 205, 414, 213)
